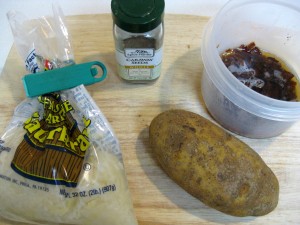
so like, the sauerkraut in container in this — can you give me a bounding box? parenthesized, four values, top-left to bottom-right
(0, 5, 137, 225)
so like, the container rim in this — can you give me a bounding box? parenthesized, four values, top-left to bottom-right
(202, 0, 300, 121)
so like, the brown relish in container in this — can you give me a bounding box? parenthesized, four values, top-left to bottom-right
(221, 42, 299, 101)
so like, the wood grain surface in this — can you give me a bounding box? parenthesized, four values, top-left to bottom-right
(0, 14, 299, 225)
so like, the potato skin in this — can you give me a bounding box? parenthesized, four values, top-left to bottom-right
(149, 109, 279, 217)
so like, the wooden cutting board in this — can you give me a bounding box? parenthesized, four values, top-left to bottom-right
(0, 14, 299, 225)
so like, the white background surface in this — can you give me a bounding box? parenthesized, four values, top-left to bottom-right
(0, 0, 229, 74)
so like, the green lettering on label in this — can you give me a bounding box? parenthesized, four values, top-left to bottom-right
(63, 101, 73, 112)
(77, 135, 90, 152)
(24, 119, 41, 134)
(33, 129, 48, 143)
(47, 127, 63, 140)
(58, 126, 69, 143)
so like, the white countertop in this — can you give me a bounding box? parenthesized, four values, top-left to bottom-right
(0, 0, 228, 74)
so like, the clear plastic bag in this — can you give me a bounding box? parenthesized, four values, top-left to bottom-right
(0, 5, 137, 225)
(7, 4, 75, 73)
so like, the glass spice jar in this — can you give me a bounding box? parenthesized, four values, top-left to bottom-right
(111, 0, 165, 83)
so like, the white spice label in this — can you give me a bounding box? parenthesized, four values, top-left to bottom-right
(116, 47, 163, 81)
(125, 49, 154, 58)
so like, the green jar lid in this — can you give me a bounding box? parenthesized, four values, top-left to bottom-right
(111, 0, 165, 33)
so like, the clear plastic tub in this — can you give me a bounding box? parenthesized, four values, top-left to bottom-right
(201, 0, 300, 138)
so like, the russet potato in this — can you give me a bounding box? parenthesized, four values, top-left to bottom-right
(149, 109, 279, 217)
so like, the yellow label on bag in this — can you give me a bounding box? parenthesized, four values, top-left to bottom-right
(11, 94, 90, 187)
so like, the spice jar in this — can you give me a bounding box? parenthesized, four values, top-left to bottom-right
(111, 0, 165, 83)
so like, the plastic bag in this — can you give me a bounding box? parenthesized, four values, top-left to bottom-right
(0, 5, 138, 225)
(7, 4, 75, 73)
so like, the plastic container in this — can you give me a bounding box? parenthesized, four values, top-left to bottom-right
(111, 0, 164, 83)
(201, 0, 300, 138)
